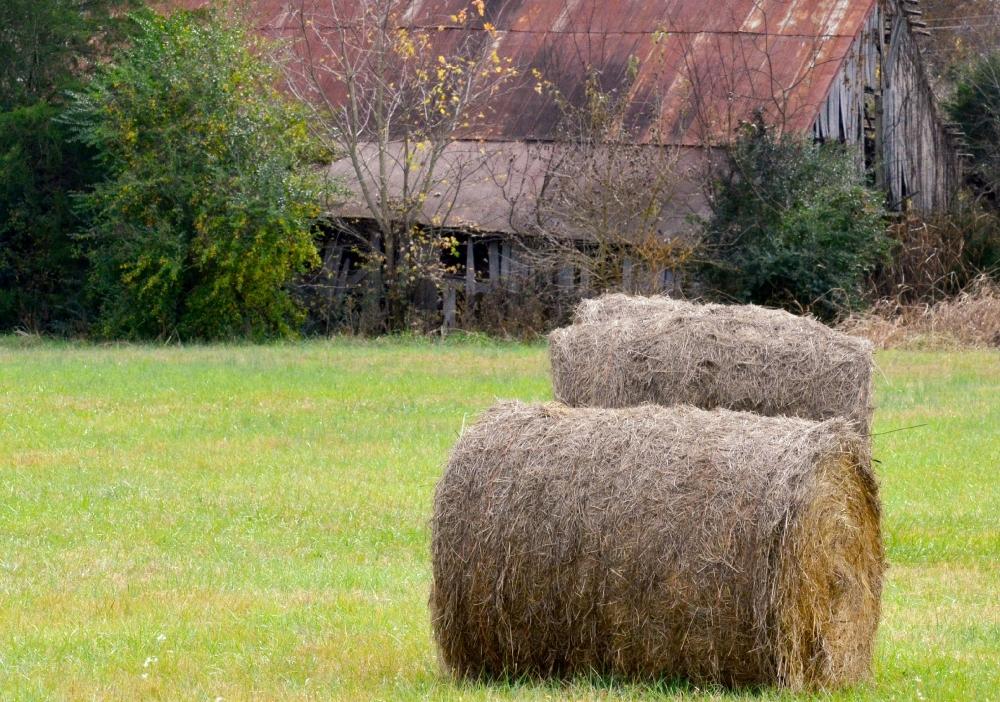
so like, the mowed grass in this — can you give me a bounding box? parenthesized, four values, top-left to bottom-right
(0, 339, 996, 701)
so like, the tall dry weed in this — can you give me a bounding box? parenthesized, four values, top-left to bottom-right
(842, 275, 1000, 349)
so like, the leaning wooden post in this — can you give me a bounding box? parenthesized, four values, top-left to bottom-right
(465, 237, 476, 323)
(579, 264, 591, 295)
(488, 240, 500, 288)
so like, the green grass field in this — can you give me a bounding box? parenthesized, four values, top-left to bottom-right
(0, 338, 997, 701)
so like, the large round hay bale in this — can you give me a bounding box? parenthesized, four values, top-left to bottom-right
(552, 297, 875, 432)
(431, 401, 883, 690)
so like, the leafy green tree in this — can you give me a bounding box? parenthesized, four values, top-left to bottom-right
(1, 0, 136, 109)
(66, 9, 331, 340)
(948, 51, 1000, 204)
(703, 116, 890, 319)
(0, 105, 100, 332)
(0, 0, 137, 332)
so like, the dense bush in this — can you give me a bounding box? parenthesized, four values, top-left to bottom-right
(0, 0, 137, 110)
(65, 10, 329, 340)
(703, 116, 890, 319)
(0, 0, 136, 332)
(0, 104, 99, 331)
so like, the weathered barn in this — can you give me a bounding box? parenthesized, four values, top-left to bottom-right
(810, 0, 960, 211)
(254, 0, 961, 312)
(266, 0, 959, 222)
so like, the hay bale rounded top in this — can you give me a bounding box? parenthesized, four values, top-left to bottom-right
(572, 293, 688, 324)
(552, 295, 875, 431)
(431, 401, 883, 689)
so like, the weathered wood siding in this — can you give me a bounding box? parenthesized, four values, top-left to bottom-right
(813, 0, 959, 212)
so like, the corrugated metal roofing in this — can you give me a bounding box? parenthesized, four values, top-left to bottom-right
(259, 0, 878, 144)
(172, 1, 957, 224)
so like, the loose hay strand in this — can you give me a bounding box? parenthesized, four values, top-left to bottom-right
(430, 402, 884, 690)
(553, 295, 875, 433)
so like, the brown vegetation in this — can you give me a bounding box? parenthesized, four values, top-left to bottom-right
(842, 276, 1000, 349)
(430, 401, 883, 689)
(867, 209, 1000, 304)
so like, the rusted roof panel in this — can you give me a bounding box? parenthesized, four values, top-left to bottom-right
(359, 0, 874, 37)
(256, 0, 877, 144)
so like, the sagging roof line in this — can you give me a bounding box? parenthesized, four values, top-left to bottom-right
(270, 25, 866, 40)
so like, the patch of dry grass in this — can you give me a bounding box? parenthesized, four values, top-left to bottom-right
(841, 277, 1000, 350)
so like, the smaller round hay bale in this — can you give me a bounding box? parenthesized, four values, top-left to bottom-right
(552, 297, 875, 432)
(431, 401, 883, 690)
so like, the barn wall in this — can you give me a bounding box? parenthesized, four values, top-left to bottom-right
(813, 0, 960, 212)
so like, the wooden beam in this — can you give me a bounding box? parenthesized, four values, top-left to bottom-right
(557, 266, 574, 292)
(489, 240, 500, 285)
(465, 238, 476, 296)
(443, 282, 456, 331)
(622, 257, 633, 293)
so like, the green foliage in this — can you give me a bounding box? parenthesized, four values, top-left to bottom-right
(704, 116, 890, 319)
(0, 0, 135, 332)
(0, 103, 98, 332)
(0, 0, 138, 110)
(66, 10, 330, 340)
(948, 51, 1000, 202)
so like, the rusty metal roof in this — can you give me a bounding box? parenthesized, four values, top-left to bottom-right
(257, 0, 878, 144)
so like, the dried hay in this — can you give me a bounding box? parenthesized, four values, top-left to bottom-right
(573, 293, 687, 324)
(552, 296, 875, 432)
(840, 276, 1000, 349)
(431, 401, 883, 690)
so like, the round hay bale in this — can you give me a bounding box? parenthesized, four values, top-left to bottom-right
(431, 401, 883, 690)
(552, 297, 875, 432)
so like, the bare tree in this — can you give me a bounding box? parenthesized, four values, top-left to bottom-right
(919, 0, 1000, 94)
(278, 0, 517, 329)
(509, 1, 844, 299)
(531, 61, 697, 295)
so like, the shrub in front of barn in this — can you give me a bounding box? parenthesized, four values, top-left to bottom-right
(703, 115, 890, 320)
